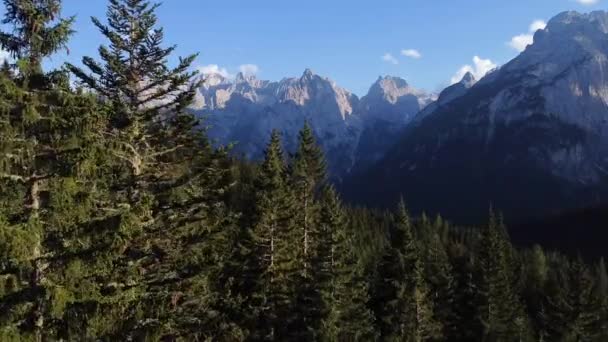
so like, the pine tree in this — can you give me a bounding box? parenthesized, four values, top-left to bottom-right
(522, 245, 549, 339)
(451, 253, 482, 341)
(421, 218, 455, 340)
(0, 78, 106, 341)
(374, 199, 441, 341)
(374, 199, 415, 340)
(67, 0, 201, 210)
(290, 122, 327, 338)
(411, 258, 443, 342)
(241, 130, 299, 340)
(0, 0, 74, 84)
(542, 258, 604, 341)
(322, 186, 377, 341)
(291, 121, 326, 276)
(0, 1, 95, 340)
(68, 1, 238, 339)
(476, 210, 528, 341)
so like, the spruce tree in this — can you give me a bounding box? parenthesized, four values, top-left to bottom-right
(241, 130, 299, 340)
(543, 258, 604, 341)
(374, 199, 416, 340)
(290, 122, 327, 338)
(0, 1, 94, 340)
(290, 121, 325, 276)
(68, 1, 238, 339)
(0, 0, 74, 83)
(476, 211, 528, 341)
(522, 245, 549, 339)
(0, 76, 106, 341)
(451, 253, 482, 341)
(322, 186, 377, 341)
(374, 199, 441, 341)
(411, 258, 443, 342)
(421, 221, 455, 340)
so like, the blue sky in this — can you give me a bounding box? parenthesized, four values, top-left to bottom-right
(5, 0, 608, 95)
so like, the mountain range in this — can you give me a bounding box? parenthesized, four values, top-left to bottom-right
(191, 68, 437, 178)
(346, 10, 608, 223)
(193, 10, 608, 224)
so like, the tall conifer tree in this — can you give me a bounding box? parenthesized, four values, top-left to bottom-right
(0, 1, 91, 340)
(421, 218, 456, 339)
(68, 0, 237, 339)
(476, 211, 528, 341)
(542, 258, 604, 341)
(322, 186, 377, 341)
(242, 130, 299, 340)
(374, 199, 441, 341)
(290, 122, 327, 338)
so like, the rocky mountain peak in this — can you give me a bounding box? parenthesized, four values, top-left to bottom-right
(508, 10, 608, 76)
(202, 73, 228, 88)
(234, 72, 248, 83)
(546, 10, 608, 32)
(366, 76, 417, 105)
(376, 75, 409, 88)
(412, 71, 477, 123)
(354, 10, 608, 222)
(192, 69, 436, 178)
(302, 68, 315, 79)
(460, 72, 476, 87)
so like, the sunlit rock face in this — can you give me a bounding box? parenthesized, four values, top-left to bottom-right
(192, 69, 434, 178)
(344, 11, 608, 223)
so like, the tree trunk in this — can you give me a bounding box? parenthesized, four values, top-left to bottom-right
(29, 178, 44, 342)
(303, 196, 309, 278)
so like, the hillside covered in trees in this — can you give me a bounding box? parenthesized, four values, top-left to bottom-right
(0, 0, 606, 341)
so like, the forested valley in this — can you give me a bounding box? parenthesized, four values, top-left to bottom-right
(0, 0, 606, 341)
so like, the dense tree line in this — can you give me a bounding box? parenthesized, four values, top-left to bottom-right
(0, 0, 606, 341)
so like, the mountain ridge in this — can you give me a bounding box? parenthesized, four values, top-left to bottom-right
(192, 69, 436, 177)
(343, 10, 608, 224)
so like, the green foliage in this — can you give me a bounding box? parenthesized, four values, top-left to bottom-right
(476, 211, 531, 341)
(542, 258, 605, 341)
(290, 121, 328, 339)
(0, 1, 606, 341)
(322, 186, 378, 341)
(0, 0, 74, 79)
(373, 200, 442, 341)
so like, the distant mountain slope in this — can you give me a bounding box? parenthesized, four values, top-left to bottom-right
(344, 11, 608, 224)
(191, 70, 435, 178)
(510, 206, 608, 259)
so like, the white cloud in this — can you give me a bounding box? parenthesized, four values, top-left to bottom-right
(197, 64, 233, 78)
(508, 19, 547, 52)
(576, 0, 599, 5)
(382, 53, 399, 65)
(508, 34, 535, 52)
(450, 56, 497, 84)
(239, 64, 259, 77)
(401, 49, 422, 59)
(529, 20, 547, 32)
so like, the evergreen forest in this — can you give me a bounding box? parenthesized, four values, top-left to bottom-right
(0, 1, 606, 341)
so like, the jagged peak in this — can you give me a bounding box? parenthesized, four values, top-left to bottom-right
(549, 11, 583, 26)
(302, 68, 315, 80)
(545, 10, 608, 33)
(362, 75, 433, 107)
(374, 75, 409, 88)
(234, 71, 258, 84)
(202, 73, 228, 88)
(235, 72, 246, 82)
(459, 72, 476, 88)
(546, 10, 606, 26)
